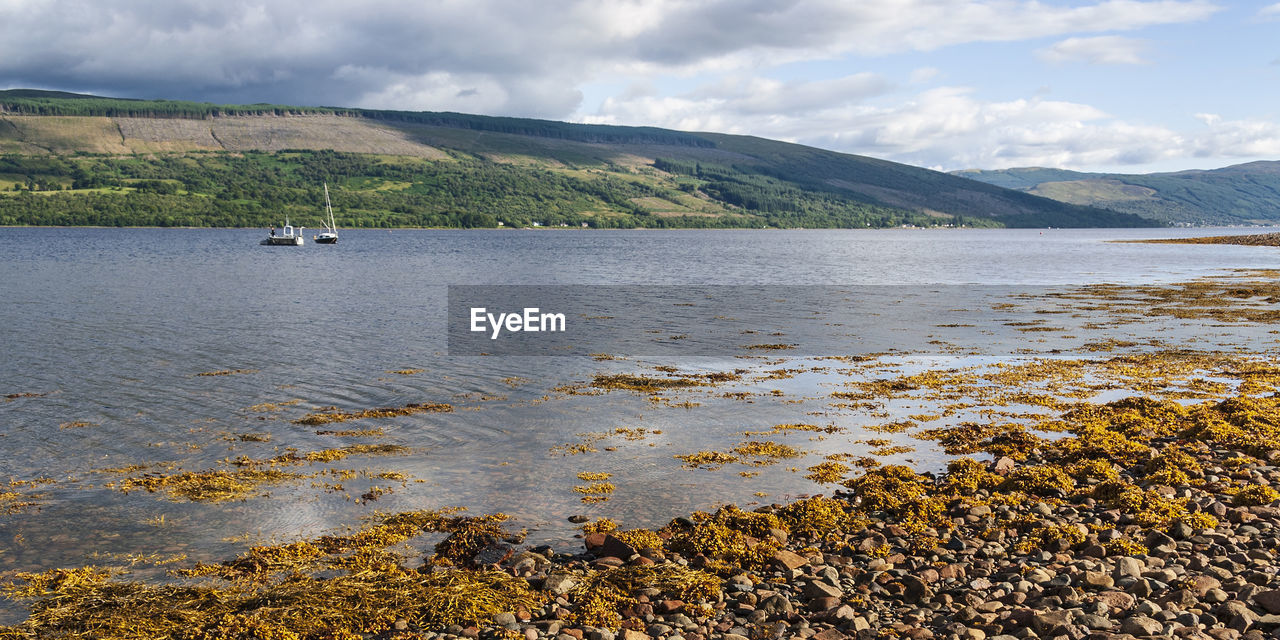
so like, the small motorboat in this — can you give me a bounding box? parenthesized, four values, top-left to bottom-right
(261, 217, 304, 246)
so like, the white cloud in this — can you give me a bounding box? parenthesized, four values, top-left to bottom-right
(909, 67, 940, 83)
(1036, 36, 1149, 64)
(0, 0, 1223, 116)
(1190, 115, 1280, 158)
(588, 80, 1280, 171)
(1258, 3, 1280, 18)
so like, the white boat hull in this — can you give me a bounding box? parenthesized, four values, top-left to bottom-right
(260, 236, 304, 246)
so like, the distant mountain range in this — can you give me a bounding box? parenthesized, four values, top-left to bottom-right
(0, 89, 1154, 228)
(954, 162, 1280, 226)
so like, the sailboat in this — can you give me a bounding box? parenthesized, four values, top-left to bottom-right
(314, 183, 339, 244)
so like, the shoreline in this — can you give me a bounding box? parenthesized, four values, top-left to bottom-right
(1123, 232, 1280, 247)
(1, 225, 1275, 232)
(7, 358, 1280, 640)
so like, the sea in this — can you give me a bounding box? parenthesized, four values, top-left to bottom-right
(1, 226, 1278, 590)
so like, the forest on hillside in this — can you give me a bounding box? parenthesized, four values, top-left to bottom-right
(0, 150, 951, 229)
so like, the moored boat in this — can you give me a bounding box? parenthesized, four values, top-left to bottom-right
(314, 183, 338, 244)
(261, 218, 304, 246)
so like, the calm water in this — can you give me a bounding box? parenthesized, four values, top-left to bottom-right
(1, 227, 1278, 582)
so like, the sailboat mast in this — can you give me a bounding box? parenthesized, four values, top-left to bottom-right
(324, 183, 335, 232)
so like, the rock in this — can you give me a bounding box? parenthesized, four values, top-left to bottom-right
(1096, 590, 1137, 611)
(993, 457, 1016, 474)
(543, 573, 577, 596)
(1189, 575, 1223, 597)
(1082, 571, 1114, 590)
(596, 535, 637, 560)
(1144, 530, 1176, 553)
(619, 630, 651, 640)
(758, 594, 793, 618)
(1115, 556, 1145, 579)
(812, 630, 846, 640)
(803, 580, 842, 600)
(1026, 568, 1054, 584)
(1031, 609, 1073, 633)
(768, 528, 788, 545)
(810, 596, 841, 611)
(567, 515, 589, 523)
(472, 543, 514, 567)
(960, 628, 986, 640)
(939, 563, 965, 580)
(493, 612, 517, 627)
(646, 624, 672, 637)
(901, 575, 932, 603)
(830, 604, 857, 621)
(1079, 614, 1114, 630)
(1253, 590, 1280, 615)
(1170, 520, 1194, 539)
(1120, 615, 1164, 636)
(772, 549, 808, 571)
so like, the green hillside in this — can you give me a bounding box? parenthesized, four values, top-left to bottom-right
(956, 163, 1280, 226)
(0, 89, 1155, 228)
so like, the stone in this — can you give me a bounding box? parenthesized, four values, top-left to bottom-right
(1096, 590, 1136, 611)
(804, 580, 843, 600)
(901, 575, 932, 604)
(1253, 590, 1280, 615)
(812, 630, 846, 640)
(543, 574, 577, 596)
(993, 457, 1016, 474)
(773, 549, 809, 571)
(1120, 615, 1164, 636)
(810, 596, 841, 611)
(1082, 571, 1115, 590)
(583, 533, 607, 550)
(619, 630, 650, 640)
(1189, 575, 1223, 597)
(830, 604, 857, 621)
(1115, 557, 1145, 579)
(473, 543, 514, 566)
(596, 535, 637, 560)
(1026, 568, 1054, 584)
(1079, 614, 1114, 630)
(1144, 530, 1177, 553)
(758, 594, 793, 617)
(646, 624, 673, 637)
(1031, 610, 1073, 633)
(493, 612, 518, 627)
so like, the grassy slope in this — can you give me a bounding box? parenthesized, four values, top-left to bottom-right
(957, 163, 1280, 225)
(0, 90, 1154, 228)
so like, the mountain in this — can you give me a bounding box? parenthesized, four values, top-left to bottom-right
(954, 163, 1280, 226)
(0, 89, 1154, 229)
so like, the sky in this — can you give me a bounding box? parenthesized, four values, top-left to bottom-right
(1, 0, 1278, 173)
